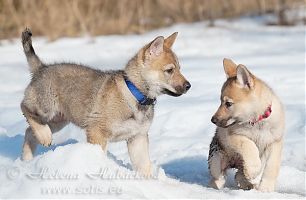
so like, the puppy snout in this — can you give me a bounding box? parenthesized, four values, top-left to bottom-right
(183, 81, 191, 92)
(211, 116, 218, 124)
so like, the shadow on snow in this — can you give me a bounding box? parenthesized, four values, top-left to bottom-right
(161, 156, 210, 186)
(0, 134, 78, 160)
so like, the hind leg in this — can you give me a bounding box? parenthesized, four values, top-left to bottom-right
(21, 103, 52, 147)
(207, 151, 228, 189)
(48, 120, 69, 135)
(25, 114, 52, 147)
(22, 118, 68, 161)
(22, 127, 39, 161)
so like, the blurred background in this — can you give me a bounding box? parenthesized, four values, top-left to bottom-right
(0, 0, 305, 40)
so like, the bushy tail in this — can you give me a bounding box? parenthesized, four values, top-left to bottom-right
(22, 28, 44, 75)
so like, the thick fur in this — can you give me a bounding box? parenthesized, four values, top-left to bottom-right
(21, 28, 191, 177)
(207, 58, 285, 192)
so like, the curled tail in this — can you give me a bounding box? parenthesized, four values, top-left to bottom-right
(22, 28, 44, 74)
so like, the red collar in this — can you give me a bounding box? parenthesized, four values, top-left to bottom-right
(251, 104, 272, 125)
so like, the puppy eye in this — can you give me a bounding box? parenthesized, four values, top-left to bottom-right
(165, 69, 174, 74)
(225, 102, 233, 107)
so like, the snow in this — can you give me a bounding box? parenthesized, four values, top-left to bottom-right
(0, 15, 305, 198)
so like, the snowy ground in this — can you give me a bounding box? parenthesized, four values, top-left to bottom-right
(0, 15, 305, 199)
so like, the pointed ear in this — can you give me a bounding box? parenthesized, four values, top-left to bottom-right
(236, 64, 254, 89)
(223, 58, 237, 78)
(147, 36, 164, 58)
(164, 32, 178, 49)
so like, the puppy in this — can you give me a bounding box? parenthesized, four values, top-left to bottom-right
(208, 58, 285, 192)
(21, 28, 191, 177)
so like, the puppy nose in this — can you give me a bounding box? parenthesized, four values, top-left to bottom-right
(211, 117, 218, 124)
(184, 81, 191, 91)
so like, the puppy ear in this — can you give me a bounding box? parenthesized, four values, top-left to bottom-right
(164, 32, 178, 49)
(147, 36, 164, 58)
(223, 58, 237, 78)
(236, 64, 254, 89)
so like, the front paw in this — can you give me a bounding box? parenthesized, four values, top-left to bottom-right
(243, 163, 262, 180)
(239, 181, 254, 190)
(257, 181, 275, 192)
(235, 171, 255, 190)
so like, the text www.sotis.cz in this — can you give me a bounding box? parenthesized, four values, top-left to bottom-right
(42, 185, 122, 195)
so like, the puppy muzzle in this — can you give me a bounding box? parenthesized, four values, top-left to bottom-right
(164, 81, 191, 97)
(211, 116, 236, 128)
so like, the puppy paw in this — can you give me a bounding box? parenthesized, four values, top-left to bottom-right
(235, 171, 255, 190)
(207, 177, 226, 190)
(238, 181, 254, 190)
(33, 124, 52, 147)
(257, 181, 275, 192)
(244, 164, 262, 180)
(39, 133, 52, 147)
(22, 152, 34, 162)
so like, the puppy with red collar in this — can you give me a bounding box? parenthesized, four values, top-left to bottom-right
(208, 58, 285, 192)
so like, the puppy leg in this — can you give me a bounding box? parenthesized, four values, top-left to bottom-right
(26, 117, 52, 147)
(235, 170, 254, 190)
(21, 104, 52, 147)
(228, 135, 262, 183)
(257, 139, 283, 192)
(86, 126, 108, 153)
(127, 134, 151, 177)
(207, 151, 227, 189)
(22, 127, 39, 161)
(48, 120, 68, 134)
(22, 120, 68, 161)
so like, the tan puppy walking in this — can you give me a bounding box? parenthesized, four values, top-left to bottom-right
(21, 28, 191, 177)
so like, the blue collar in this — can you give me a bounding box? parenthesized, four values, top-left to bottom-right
(124, 75, 156, 105)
